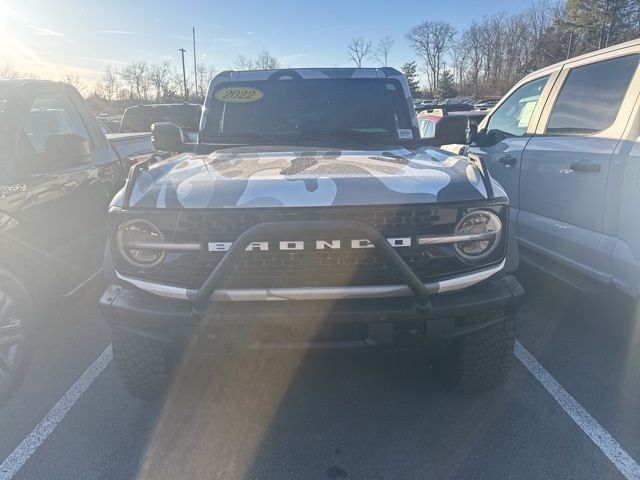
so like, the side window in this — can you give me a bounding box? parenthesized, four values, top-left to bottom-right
(0, 96, 9, 142)
(546, 54, 639, 135)
(23, 93, 90, 153)
(0, 94, 13, 157)
(487, 75, 549, 137)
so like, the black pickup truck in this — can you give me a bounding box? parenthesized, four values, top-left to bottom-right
(100, 68, 524, 400)
(0, 80, 160, 403)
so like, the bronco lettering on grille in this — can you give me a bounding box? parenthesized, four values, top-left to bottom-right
(207, 237, 412, 252)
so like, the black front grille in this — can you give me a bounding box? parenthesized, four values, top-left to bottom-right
(116, 204, 506, 289)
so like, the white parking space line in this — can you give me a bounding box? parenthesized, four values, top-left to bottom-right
(64, 268, 103, 297)
(1, 341, 638, 480)
(516, 341, 640, 480)
(0, 346, 113, 480)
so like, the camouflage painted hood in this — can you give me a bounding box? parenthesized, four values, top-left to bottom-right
(128, 146, 489, 209)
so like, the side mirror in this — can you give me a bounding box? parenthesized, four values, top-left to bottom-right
(431, 116, 467, 146)
(151, 122, 187, 153)
(473, 128, 501, 147)
(466, 123, 478, 144)
(40, 134, 91, 171)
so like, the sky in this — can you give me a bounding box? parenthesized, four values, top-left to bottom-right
(0, 0, 536, 89)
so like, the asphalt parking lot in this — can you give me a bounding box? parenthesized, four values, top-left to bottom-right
(0, 265, 639, 480)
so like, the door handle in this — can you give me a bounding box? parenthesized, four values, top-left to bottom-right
(498, 155, 517, 166)
(569, 161, 601, 173)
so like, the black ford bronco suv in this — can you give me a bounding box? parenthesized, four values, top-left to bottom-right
(99, 68, 524, 400)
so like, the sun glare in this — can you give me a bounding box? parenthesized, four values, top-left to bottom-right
(0, 2, 46, 71)
(0, 1, 98, 83)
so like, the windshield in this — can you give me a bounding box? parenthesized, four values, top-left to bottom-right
(201, 78, 413, 144)
(485, 75, 549, 137)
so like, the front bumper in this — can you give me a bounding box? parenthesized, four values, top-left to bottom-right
(100, 274, 524, 349)
(101, 219, 523, 350)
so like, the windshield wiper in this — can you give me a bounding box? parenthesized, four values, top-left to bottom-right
(302, 130, 397, 143)
(208, 132, 285, 144)
(206, 130, 399, 146)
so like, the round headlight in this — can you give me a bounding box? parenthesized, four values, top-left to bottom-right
(453, 210, 502, 262)
(116, 219, 165, 268)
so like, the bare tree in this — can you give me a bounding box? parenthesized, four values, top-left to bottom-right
(117, 87, 130, 100)
(234, 51, 280, 71)
(63, 74, 85, 95)
(528, 0, 559, 68)
(91, 81, 105, 100)
(120, 62, 150, 100)
(254, 50, 280, 69)
(451, 40, 469, 88)
(169, 69, 190, 100)
(149, 62, 172, 101)
(347, 37, 373, 67)
(194, 64, 216, 100)
(101, 65, 119, 103)
(406, 21, 456, 90)
(537, 2, 575, 66)
(460, 22, 484, 98)
(0, 65, 19, 79)
(373, 36, 395, 67)
(234, 54, 254, 71)
(398, 0, 637, 100)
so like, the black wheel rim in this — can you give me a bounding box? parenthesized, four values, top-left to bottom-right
(0, 290, 24, 388)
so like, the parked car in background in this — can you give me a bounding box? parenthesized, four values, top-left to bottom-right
(463, 38, 640, 297)
(473, 97, 500, 110)
(98, 116, 122, 134)
(0, 79, 161, 404)
(416, 102, 474, 114)
(119, 103, 201, 141)
(96, 113, 123, 133)
(413, 98, 435, 111)
(418, 109, 487, 140)
(444, 97, 473, 105)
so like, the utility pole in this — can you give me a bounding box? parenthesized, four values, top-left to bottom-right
(193, 27, 198, 101)
(566, 31, 574, 60)
(179, 47, 188, 101)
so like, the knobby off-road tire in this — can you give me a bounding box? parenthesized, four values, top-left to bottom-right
(0, 268, 34, 407)
(111, 328, 173, 401)
(435, 312, 515, 393)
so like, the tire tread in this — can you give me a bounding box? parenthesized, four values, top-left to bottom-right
(438, 311, 515, 393)
(111, 328, 169, 401)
